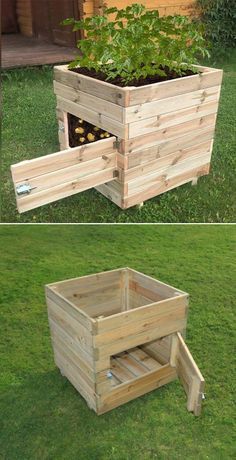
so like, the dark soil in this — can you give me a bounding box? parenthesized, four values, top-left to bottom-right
(68, 114, 112, 148)
(70, 66, 196, 87)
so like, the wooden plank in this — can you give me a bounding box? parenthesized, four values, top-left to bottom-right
(123, 163, 210, 208)
(127, 151, 211, 195)
(94, 302, 187, 349)
(96, 294, 188, 334)
(52, 338, 95, 390)
(95, 310, 187, 358)
(111, 357, 136, 382)
(49, 318, 94, 375)
(45, 286, 94, 331)
(54, 349, 96, 411)
(128, 101, 218, 139)
(128, 68, 223, 106)
(126, 137, 212, 171)
(129, 347, 163, 371)
(129, 268, 187, 299)
(129, 279, 164, 302)
(47, 298, 93, 353)
(54, 81, 124, 123)
(176, 333, 205, 416)
(11, 137, 116, 182)
(95, 181, 123, 208)
(121, 116, 216, 154)
(114, 351, 149, 377)
(14, 153, 116, 197)
(57, 96, 127, 138)
(49, 268, 123, 297)
(54, 65, 129, 107)
(124, 141, 212, 183)
(142, 336, 172, 366)
(14, 166, 117, 213)
(98, 364, 177, 414)
(125, 88, 220, 123)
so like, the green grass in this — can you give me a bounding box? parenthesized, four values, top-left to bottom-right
(1, 50, 236, 223)
(0, 224, 235, 459)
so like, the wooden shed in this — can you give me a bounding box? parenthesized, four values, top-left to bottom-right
(2, 1, 196, 46)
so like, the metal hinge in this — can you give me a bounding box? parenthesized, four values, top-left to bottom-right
(58, 121, 65, 133)
(16, 183, 34, 196)
(113, 139, 120, 149)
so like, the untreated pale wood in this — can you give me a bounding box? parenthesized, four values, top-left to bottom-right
(175, 332, 205, 416)
(11, 64, 222, 211)
(46, 268, 205, 415)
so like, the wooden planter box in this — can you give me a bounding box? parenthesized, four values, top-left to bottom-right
(11, 64, 222, 213)
(46, 268, 205, 415)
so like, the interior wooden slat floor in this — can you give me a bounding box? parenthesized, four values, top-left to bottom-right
(110, 347, 163, 386)
(2, 34, 77, 69)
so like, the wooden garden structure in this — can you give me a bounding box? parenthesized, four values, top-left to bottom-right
(46, 268, 205, 415)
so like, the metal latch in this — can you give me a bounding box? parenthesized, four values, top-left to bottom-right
(16, 183, 33, 196)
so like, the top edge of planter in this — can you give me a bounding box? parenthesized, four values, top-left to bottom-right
(45, 267, 189, 303)
(54, 64, 223, 107)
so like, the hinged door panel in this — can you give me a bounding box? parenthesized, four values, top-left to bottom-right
(172, 333, 205, 416)
(11, 137, 118, 213)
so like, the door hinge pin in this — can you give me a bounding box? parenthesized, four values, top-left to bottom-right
(113, 139, 120, 149)
(59, 122, 65, 133)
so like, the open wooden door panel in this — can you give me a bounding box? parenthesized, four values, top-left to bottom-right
(11, 137, 118, 213)
(172, 333, 205, 416)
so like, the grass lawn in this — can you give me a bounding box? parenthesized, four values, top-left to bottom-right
(0, 224, 235, 459)
(1, 50, 236, 223)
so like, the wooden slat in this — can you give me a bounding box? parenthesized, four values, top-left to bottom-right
(14, 167, 117, 213)
(127, 151, 211, 195)
(49, 268, 122, 297)
(54, 349, 96, 411)
(126, 128, 214, 168)
(46, 286, 94, 331)
(125, 86, 220, 123)
(128, 101, 218, 139)
(98, 364, 177, 414)
(49, 317, 94, 374)
(57, 95, 126, 138)
(111, 357, 136, 382)
(96, 293, 188, 334)
(54, 65, 130, 107)
(54, 81, 124, 123)
(123, 163, 210, 208)
(129, 347, 163, 371)
(114, 352, 148, 377)
(14, 153, 116, 196)
(128, 68, 222, 106)
(95, 180, 123, 208)
(11, 138, 118, 213)
(121, 115, 216, 153)
(11, 137, 116, 182)
(176, 333, 205, 416)
(142, 336, 172, 365)
(95, 307, 187, 359)
(47, 299, 93, 353)
(124, 141, 212, 183)
(129, 268, 187, 299)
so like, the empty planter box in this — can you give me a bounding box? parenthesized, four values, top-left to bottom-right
(46, 268, 205, 415)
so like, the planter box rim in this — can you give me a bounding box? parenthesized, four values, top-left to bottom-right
(54, 63, 222, 91)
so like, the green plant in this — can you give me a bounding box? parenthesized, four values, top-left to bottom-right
(196, 0, 236, 51)
(62, 3, 209, 84)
